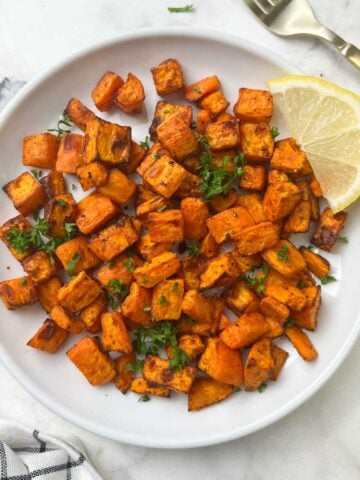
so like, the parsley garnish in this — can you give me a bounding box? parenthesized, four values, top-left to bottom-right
(143, 306, 152, 312)
(242, 263, 269, 295)
(258, 383, 267, 393)
(171, 282, 179, 292)
(158, 295, 168, 306)
(320, 274, 337, 285)
(20, 278, 27, 286)
(32, 210, 40, 221)
(338, 236, 348, 244)
(140, 136, 150, 152)
(297, 280, 305, 289)
(107, 279, 129, 300)
(123, 257, 135, 273)
(284, 318, 295, 328)
(194, 86, 201, 93)
(276, 244, 290, 264)
(141, 277, 149, 284)
(64, 222, 77, 238)
(182, 315, 195, 324)
(108, 260, 115, 269)
(270, 126, 279, 138)
(31, 169, 43, 180)
(107, 293, 119, 311)
(154, 151, 161, 160)
(66, 251, 81, 275)
(169, 348, 190, 370)
(190, 121, 197, 129)
(185, 240, 200, 257)
(56, 199, 68, 207)
(138, 395, 151, 402)
(168, 4, 195, 12)
(5, 218, 49, 253)
(47, 114, 73, 137)
(125, 359, 144, 373)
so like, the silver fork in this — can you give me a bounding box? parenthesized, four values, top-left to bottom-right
(244, 0, 360, 70)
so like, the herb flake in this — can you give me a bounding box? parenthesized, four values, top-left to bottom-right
(276, 244, 290, 264)
(168, 4, 195, 12)
(66, 251, 81, 275)
(320, 274, 337, 285)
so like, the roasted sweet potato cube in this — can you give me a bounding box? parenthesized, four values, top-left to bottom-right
(75, 193, 120, 235)
(143, 355, 196, 393)
(167, 334, 205, 361)
(199, 231, 219, 259)
(198, 90, 229, 118)
(225, 281, 259, 315)
(131, 377, 171, 397)
(220, 312, 270, 349)
(65, 98, 96, 131)
(148, 210, 184, 243)
(268, 169, 289, 185)
(113, 353, 135, 394)
(0, 276, 37, 309)
(244, 338, 274, 390)
(177, 317, 212, 336)
(55, 236, 100, 274)
(180, 198, 208, 241)
(309, 176, 323, 198)
(133, 251, 180, 288)
(101, 312, 132, 353)
(152, 279, 184, 321)
(260, 296, 289, 324)
(27, 319, 69, 353)
(262, 240, 306, 278)
(149, 101, 192, 141)
(285, 326, 318, 361)
(51, 304, 85, 334)
(199, 253, 239, 290)
(114, 72, 145, 114)
(97, 168, 136, 205)
(283, 200, 311, 234)
(198, 337, 243, 386)
(205, 120, 240, 150)
(309, 191, 320, 221)
(311, 207, 347, 252)
(56, 133, 84, 174)
(188, 377, 234, 411)
(235, 193, 266, 224)
(181, 257, 201, 290)
(209, 189, 237, 213)
(270, 138, 306, 173)
(182, 289, 214, 324)
(58, 271, 101, 312)
(173, 170, 201, 199)
(0, 216, 33, 261)
(88, 218, 139, 262)
(40, 171, 67, 198)
(3, 172, 47, 216)
(239, 165, 267, 191)
(37, 276, 62, 313)
(270, 344, 289, 381)
(91, 71, 124, 111)
(122, 141, 147, 174)
(234, 88, 273, 123)
(67, 336, 116, 386)
(137, 144, 187, 198)
(80, 291, 107, 333)
(121, 282, 153, 325)
(137, 233, 172, 261)
(44, 193, 77, 237)
(206, 206, 254, 244)
(263, 181, 302, 222)
(262, 316, 284, 339)
(22, 250, 58, 284)
(22, 133, 59, 169)
(292, 286, 321, 331)
(76, 162, 108, 191)
(219, 314, 231, 331)
(197, 109, 211, 134)
(156, 114, 198, 160)
(231, 251, 263, 274)
(136, 197, 169, 226)
(266, 284, 306, 311)
(185, 75, 221, 102)
(300, 247, 330, 278)
(95, 252, 141, 290)
(239, 122, 274, 163)
(151, 58, 184, 96)
(233, 222, 278, 256)
(264, 269, 297, 289)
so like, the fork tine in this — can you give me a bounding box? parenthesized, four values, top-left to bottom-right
(243, 0, 268, 19)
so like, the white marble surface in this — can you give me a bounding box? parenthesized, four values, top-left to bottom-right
(0, 0, 360, 478)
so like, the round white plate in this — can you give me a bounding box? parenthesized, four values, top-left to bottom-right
(0, 28, 359, 449)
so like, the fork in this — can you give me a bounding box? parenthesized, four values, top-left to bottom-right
(244, 0, 360, 70)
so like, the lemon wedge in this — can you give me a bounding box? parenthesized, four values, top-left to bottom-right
(267, 75, 360, 213)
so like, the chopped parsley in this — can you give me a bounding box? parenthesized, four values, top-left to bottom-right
(190, 121, 197, 129)
(258, 383, 267, 393)
(270, 126, 280, 138)
(154, 151, 161, 160)
(107, 293, 119, 311)
(20, 278, 28, 286)
(66, 251, 81, 275)
(297, 279, 305, 289)
(123, 257, 135, 273)
(284, 318, 296, 328)
(108, 260, 115, 268)
(276, 244, 290, 264)
(125, 359, 144, 373)
(242, 263, 269, 295)
(185, 239, 200, 257)
(32, 210, 40, 221)
(171, 282, 179, 292)
(194, 86, 201, 94)
(140, 136, 150, 152)
(143, 306, 152, 312)
(182, 315, 195, 324)
(338, 236, 348, 244)
(320, 274, 337, 285)
(107, 279, 129, 301)
(56, 198, 68, 207)
(47, 113, 73, 137)
(168, 4, 195, 12)
(31, 169, 43, 180)
(158, 295, 168, 306)
(169, 348, 190, 370)
(138, 394, 151, 402)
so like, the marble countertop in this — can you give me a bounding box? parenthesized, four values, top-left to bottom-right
(1, 0, 360, 478)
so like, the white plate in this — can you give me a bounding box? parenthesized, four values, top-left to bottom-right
(0, 28, 359, 449)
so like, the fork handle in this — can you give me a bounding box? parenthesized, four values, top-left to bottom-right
(317, 26, 360, 70)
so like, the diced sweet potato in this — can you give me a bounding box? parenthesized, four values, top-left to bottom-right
(260, 296, 289, 324)
(311, 207, 347, 252)
(88, 217, 139, 261)
(270, 344, 289, 381)
(0, 216, 33, 261)
(209, 190, 237, 213)
(27, 319, 69, 353)
(199, 231, 219, 259)
(239, 165, 267, 191)
(236, 193, 266, 223)
(44, 193, 77, 237)
(244, 338, 274, 391)
(292, 286, 321, 331)
(56, 133, 84, 174)
(177, 317, 212, 337)
(262, 240, 306, 278)
(40, 171, 67, 198)
(233, 88, 273, 123)
(75, 193, 120, 235)
(185, 75, 221, 102)
(219, 314, 231, 331)
(182, 289, 214, 324)
(233, 222, 278, 256)
(121, 141, 147, 174)
(270, 138, 307, 173)
(225, 281, 259, 315)
(50, 304, 85, 334)
(152, 279, 184, 321)
(91, 71, 124, 111)
(22, 250, 58, 284)
(37, 276, 62, 313)
(239, 122, 274, 163)
(220, 312, 270, 349)
(143, 355, 196, 393)
(76, 162, 109, 191)
(130, 377, 171, 397)
(3, 172, 47, 216)
(283, 200, 311, 234)
(173, 170, 201, 199)
(198, 337, 243, 386)
(80, 291, 107, 333)
(205, 120, 240, 150)
(231, 251, 263, 274)
(263, 181, 302, 222)
(66, 336, 116, 386)
(101, 312, 132, 353)
(265, 284, 306, 311)
(147, 210, 184, 243)
(0, 276, 37, 310)
(199, 252, 239, 290)
(95, 252, 142, 289)
(57, 271, 101, 312)
(181, 257, 202, 290)
(151, 58, 184, 96)
(97, 168, 136, 205)
(198, 90, 229, 118)
(206, 206, 254, 244)
(137, 233, 172, 261)
(300, 247, 330, 278)
(167, 334, 205, 361)
(180, 198, 209, 241)
(262, 316, 284, 339)
(268, 169, 289, 185)
(136, 196, 169, 226)
(285, 326, 318, 361)
(309, 191, 320, 221)
(114, 72, 145, 114)
(197, 109, 211, 133)
(149, 101, 192, 141)
(22, 133, 60, 169)
(133, 251, 180, 288)
(114, 353, 135, 394)
(188, 377, 234, 411)
(309, 176, 323, 198)
(121, 282, 153, 325)
(65, 98, 96, 131)
(156, 114, 198, 160)
(55, 236, 101, 274)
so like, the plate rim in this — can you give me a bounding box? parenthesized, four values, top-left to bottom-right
(1, 26, 359, 449)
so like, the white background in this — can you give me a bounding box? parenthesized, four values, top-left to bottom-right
(0, 0, 360, 478)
